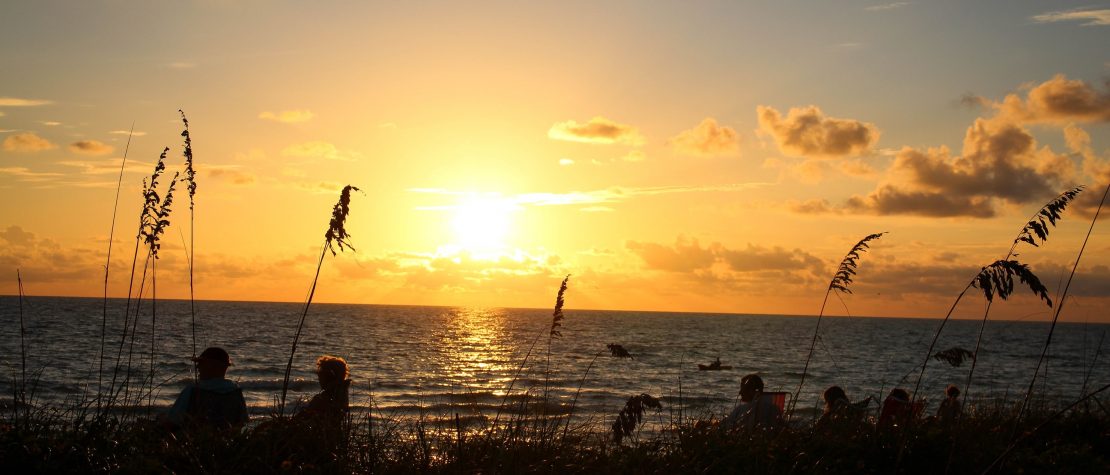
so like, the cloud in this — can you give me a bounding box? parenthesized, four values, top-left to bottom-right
(669, 118, 740, 157)
(958, 93, 991, 110)
(1031, 9, 1110, 27)
(0, 97, 52, 107)
(626, 237, 824, 275)
(864, 2, 910, 12)
(808, 114, 1075, 217)
(281, 141, 361, 161)
(108, 130, 147, 136)
(57, 158, 153, 175)
(68, 140, 114, 155)
(558, 158, 574, 166)
(547, 116, 644, 145)
(0, 225, 35, 248)
(788, 198, 837, 214)
(626, 237, 717, 273)
(412, 182, 773, 209)
(206, 165, 257, 185)
(997, 75, 1110, 124)
(0, 167, 63, 182)
(41, 121, 61, 126)
(621, 150, 646, 162)
(259, 109, 315, 123)
(2, 132, 57, 152)
(757, 105, 880, 157)
(844, 185, 996, 217)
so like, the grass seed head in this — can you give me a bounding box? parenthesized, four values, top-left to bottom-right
(324, 185, 360, 255)
(550, 274, 570, 338)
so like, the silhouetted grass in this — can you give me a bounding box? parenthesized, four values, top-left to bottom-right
(279, 185, 361, 417)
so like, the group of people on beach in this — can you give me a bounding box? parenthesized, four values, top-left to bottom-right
(723, 373, 963, 432)
(160, 346, 351, 436)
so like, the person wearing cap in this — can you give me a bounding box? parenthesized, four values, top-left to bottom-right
(163, 347, 249, 430)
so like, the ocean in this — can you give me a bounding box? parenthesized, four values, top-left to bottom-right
(1, 296, 1107, 426)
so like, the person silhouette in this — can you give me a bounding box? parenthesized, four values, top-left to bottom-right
(164, 347, 248, 431)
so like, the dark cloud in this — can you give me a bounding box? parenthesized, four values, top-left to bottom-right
(819, 118, 1074, 217)
(757, 105, 880, 158)
(844, 186, 996, 217)
(68, 140, 114, 155)
(548, 117, 644, 145)
(626, 237, 823, 274)
(625, 238, 717, 273)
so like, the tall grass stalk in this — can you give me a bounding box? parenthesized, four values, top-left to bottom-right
(278, 185, 360, 417)
(1019, 182, 1110, 422)
(179, 110, 198, 374)
(105, 147, 169, 415)
(543, 275, 569, 419)
(963, 187, 1083, 400)
(489, 276, 568, 435)
(790, 232, 884, 416)
(16, 269, 27, 424)
(98, 126, 135, 411)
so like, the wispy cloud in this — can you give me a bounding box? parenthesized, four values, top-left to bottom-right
(108, 130, 147, 136)
(0, 97, 52, 107)
(864, 2, 910, 12)
(411, 182, 773, 210)
(40, 120, 61, 126)
(259, 109, 315, 123)
(281, 141, 361, 161)
(0, 167, 63, 182)
(548, 116, 644, 145)
(58, 158, 153, 175)
(558, 158, 574, 166)
(1032, 9, 1110, 26)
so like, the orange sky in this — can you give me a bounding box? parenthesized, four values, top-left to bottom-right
(2, 1, 1110, 322)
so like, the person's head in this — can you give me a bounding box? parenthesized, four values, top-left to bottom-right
(946, 384, 960, 399)
(824, 385, 847, 405)
(316, 355, 349, 389)
(739, 374, 764, 402)
(192, 347, 231, 380)
(888, 388, 909, 402)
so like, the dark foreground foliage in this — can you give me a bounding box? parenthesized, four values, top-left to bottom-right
(4, 404, 1108, 474)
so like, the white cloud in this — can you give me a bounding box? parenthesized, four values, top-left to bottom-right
(864, 2, 910, 12)
(1032, 9, 1110, 27)
(0, 97, 52, 107)
(108, 130, 147, 136)
(558, 158, 574, 166)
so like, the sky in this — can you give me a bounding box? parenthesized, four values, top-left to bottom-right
(2, 1, 1110, 322)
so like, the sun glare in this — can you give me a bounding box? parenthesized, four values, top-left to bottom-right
(450, 196, 517, 253)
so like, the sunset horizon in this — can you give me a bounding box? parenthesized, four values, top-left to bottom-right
(4, 2, 1110, 323)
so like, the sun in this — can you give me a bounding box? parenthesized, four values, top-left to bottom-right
(450, 196, 517, 253)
